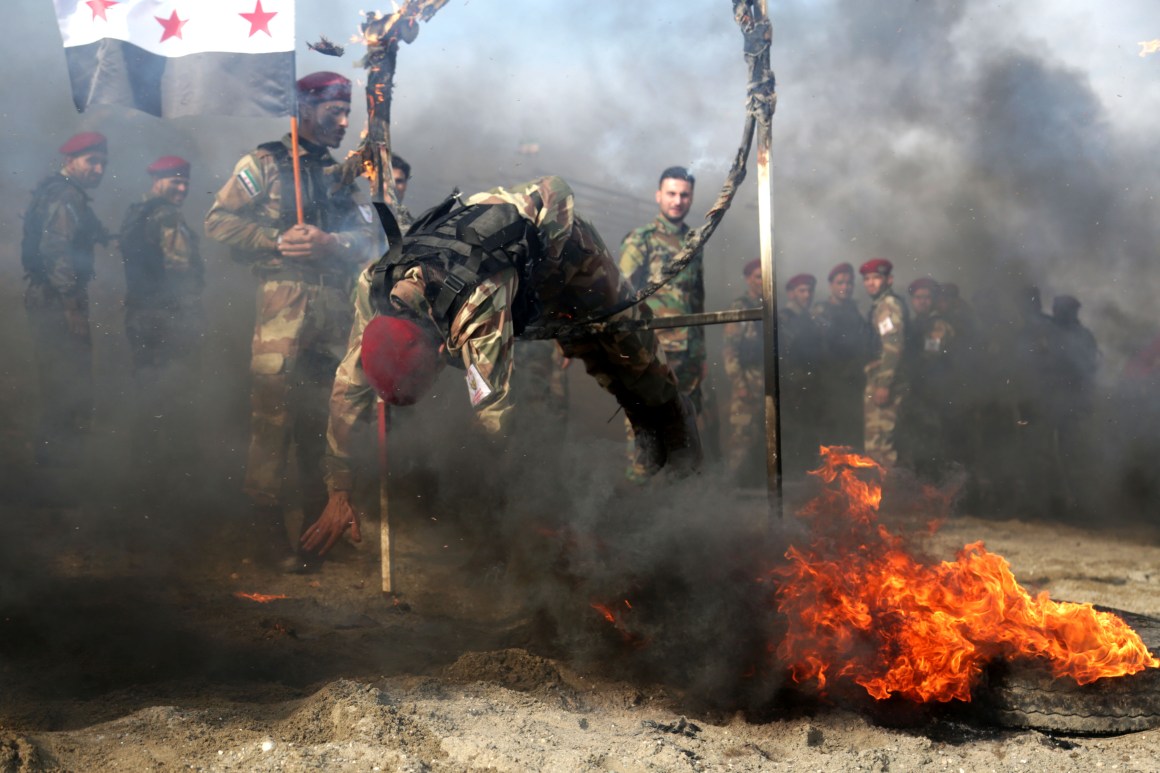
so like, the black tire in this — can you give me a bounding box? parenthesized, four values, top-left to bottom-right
(978, 608, 1160, 735)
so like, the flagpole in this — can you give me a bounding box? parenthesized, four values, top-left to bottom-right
(289, 116, 305, 225)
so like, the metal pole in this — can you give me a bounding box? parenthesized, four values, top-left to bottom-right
(756, 0, 783, 515)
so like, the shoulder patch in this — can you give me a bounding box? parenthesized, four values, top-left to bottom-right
(877, 315, 895, 336)
(237, 168, 262, 199)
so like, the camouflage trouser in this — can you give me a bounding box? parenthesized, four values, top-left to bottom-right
(125, 302, 205, 469)
(511, 339, 569, 423)
(622, 349, 707, 481)
(538, 216, 678, 414)
(864, 388, 902, 468)
(727, 368, 765, 484)
(24, 283, 92, 465)
(245, 280, 352, 514)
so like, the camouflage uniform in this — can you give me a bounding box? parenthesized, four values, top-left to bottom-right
(205, 134, 381, 511)
(864, 288, 908, 467)
(618, 216, 713, 479)
(722, 292, 764, 484)
(778, 301, 822, 476)
(323, 176, 679, 492)
(811, 297, 869, 449)
(121, 194, 205, 467)
(21, 173, 107, 465)
(395, 203, 415, 232)
(896, 308, 955, 478)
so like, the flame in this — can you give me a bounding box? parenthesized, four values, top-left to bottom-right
(234, 592, 289, 603)
(775, 446, 1158, 703)
(1139, 39, 1160, 58)
(590, 599, 648, 647)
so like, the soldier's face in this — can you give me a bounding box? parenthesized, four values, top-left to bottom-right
(151, 176, 189, 206)
(829, 272, 853, 301)
(788, 285, 814, 309)
(300, 99, 350, 148)
(745, 269, 762, 296)
(656, 178, 693, 223)
(64, 151, 107, 189)
(862, 273, 888, 296)
(910, 289, 934, 315)
(392, 168, 409, 202)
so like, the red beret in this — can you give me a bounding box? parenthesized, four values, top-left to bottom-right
(361, 316, 443, 406)
(785, 273, 816, 291)
(59, 131, 107, 156)
(907, 277, 939, 295)
(859, 258, 893, 276)
(297, 71, 352, 103)
(743, 259, 761, 277)
(147, 155, 191, 178)
(828, 262, 855, 282)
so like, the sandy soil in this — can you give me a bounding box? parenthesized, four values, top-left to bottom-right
(3, 458, 1160, 773)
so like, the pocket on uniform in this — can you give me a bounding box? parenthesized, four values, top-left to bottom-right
(251, 352, 285, 375)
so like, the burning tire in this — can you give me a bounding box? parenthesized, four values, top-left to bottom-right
(980, 609, 1160, 735)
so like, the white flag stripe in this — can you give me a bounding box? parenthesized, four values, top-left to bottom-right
(54, 0, 294, 57)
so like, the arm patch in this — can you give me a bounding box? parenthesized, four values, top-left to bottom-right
(237, 168, 262, 199)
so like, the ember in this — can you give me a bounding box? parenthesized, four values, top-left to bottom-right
(774, 447, 1159, 704)
(591, 600, 647, 648)
(234, 592, 289, 603)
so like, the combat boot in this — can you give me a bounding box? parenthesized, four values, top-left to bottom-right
(622, 403, 667, 478)
(653, 394, 702, 477)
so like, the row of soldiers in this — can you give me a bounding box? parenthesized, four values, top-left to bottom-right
(21, 71, 704, 573)
(722, 255, 1100, 513)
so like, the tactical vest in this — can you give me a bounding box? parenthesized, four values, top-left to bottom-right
(256, 140, 357, 233)
(120, 197, 174, 308)
(20, 175, 103, 284)
(369, 194, 544, 338)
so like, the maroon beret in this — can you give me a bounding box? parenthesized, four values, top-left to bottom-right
(743, 258, 761, 277)
(785, 273, 816, 291)
(940, 282, 960, 299)
(147, 155, 191, 178)
(59, 131, 107, 156)
(859, 258, 893, 276)
(297, 71, 352, 103)
(907, 277, 940, 295)
(828, 262, 855, 282)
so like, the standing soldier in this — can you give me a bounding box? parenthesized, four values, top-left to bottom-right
(120, 155, 205, 473)
(619, 166, 714, 481)
(391, 154, 414, 231)
(811, 262, 869, 450)
(896, 277, 955, 480)
(779, 272, 821, 476)
(860, 258, 908, 468)
(722, 259, 764, 485)
(205, 72, 382, 572)
(304, 176, 700, 554)
(21, 131, 109, 467)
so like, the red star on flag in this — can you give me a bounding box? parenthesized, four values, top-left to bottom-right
(240, 0, 278, 38)
(155, 9, 189, 43)
(85, 0, 119, 21)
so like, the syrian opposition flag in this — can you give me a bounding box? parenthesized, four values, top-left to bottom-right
(53, 0, 296, 118)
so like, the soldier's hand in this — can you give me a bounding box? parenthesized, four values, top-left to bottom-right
(872, 386, 891, 406)
(300, 490, 362, 555)
(277, 224, 338, 261)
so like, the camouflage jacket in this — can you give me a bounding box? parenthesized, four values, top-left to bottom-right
(866, 289, 908, 391)
(324, 176, 583, 491)
(723, 292, 763, 382)
(904, 310, 955, 394)
(121, 195, 203, 309)
(618, 216, 705, 361)
(21, 173, 107, 297)
(204, 135, 380, 283)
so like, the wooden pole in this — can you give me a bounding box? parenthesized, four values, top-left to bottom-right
(378, 400, 392, 593)
(755, 0, 783, 516)
(289, 116, 305, 225)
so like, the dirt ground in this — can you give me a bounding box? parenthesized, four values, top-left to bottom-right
(3, 453, 1160, 773)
